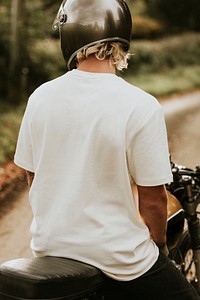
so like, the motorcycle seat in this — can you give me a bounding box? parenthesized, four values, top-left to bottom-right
(0, 256, 106, 299)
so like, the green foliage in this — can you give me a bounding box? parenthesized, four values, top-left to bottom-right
(125, 0, 166, 39)
(42, 0, 61, 10)
(27, 39, 65, 93)
(122, 32, 200, 97)
(24, 0, 58, 40)
(128, 33, 200, 74)
(133, 16, 165, 39)
(0, 3, 11, 97)
(0, 0, 200, 108)
(124, 65, 200, 98)
(0, 0, 61, 105)
(0, 103, 25, 164)
(144, 0, 200, 32)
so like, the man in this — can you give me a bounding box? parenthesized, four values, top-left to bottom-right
(14, 0, 199, 299)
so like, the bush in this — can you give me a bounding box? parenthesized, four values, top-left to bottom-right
(128, 33, 200, 74)
(132, 16, 165, 39)
(123, 65, 200, 98)
(144, 0, 200, 32)
(0, 4, 10, 99)
(0, 103, 25, 164)
(121, 32, 200, 97)
(26, 39, 65, 94)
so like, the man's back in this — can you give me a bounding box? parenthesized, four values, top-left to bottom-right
(15, 69, 171, 280)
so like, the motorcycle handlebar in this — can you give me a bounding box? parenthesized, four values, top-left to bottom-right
(169, 160, 200, 207)
(171, 161, 200, 180)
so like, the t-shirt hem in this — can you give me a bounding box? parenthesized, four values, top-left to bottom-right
(33, 248, 159, 282)
(102, 250, 159, 281)
(135, 175, 173, 187)
(14, 156, 34, 173)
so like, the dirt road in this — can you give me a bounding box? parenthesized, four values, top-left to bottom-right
(163, 90, 200, 169)
(0, 91, 200, 263)
(0, 190, 32, 263)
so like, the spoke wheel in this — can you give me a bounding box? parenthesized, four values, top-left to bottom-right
(169, 230, 200, 294)
(183, 248, 197, 284)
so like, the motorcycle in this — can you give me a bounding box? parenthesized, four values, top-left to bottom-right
(0, 160, 200, 299)
(166, 160, 200, 294)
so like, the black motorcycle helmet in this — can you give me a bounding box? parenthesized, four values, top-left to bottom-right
(53, 0, 132, 70)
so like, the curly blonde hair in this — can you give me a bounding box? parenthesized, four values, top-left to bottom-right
(76, 42, 130, 71)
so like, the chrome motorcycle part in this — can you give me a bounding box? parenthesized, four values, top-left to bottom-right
(169, 230, 200, 294)
(167, 161, 200, 295)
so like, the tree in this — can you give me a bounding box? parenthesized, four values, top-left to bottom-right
(7, 0, 25, 104)
(4, 0, 61, 104)
(144, 0, 200, 32)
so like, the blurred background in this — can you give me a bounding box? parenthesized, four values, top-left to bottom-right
(0, 0, 200, 261)
(0, 0, 200, 169)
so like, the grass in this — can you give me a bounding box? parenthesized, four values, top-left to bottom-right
(122, 65, 200, 98)
(0, 103, 25, 165)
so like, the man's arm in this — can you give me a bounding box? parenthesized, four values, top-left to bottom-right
(137, 185, 168, 250)
(26, 170, 35, 187)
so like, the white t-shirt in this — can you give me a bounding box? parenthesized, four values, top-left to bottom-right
(14, 70, 173, 281)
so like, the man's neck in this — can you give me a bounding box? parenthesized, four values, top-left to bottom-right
(77, 56, 116, 74)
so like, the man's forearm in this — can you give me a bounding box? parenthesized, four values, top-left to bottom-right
(137, 185, 168, 245)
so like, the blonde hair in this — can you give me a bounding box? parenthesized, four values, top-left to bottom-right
(76, 42, 130, 71)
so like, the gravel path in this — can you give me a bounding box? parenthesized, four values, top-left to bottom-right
(0, 189, 32, 263)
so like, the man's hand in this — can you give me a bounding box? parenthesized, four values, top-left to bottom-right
(156, 242, 169, 256)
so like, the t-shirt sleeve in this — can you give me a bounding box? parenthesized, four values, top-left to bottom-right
(14, 99, 34, 172)
(127, 107, 173, 186)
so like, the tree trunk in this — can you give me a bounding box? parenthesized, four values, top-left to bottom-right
(7, 0, 23, 104)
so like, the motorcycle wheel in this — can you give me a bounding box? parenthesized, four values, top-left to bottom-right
(169, 230, 200, 295)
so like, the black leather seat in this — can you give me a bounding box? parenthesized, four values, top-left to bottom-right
(0, 256, 106, 299)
